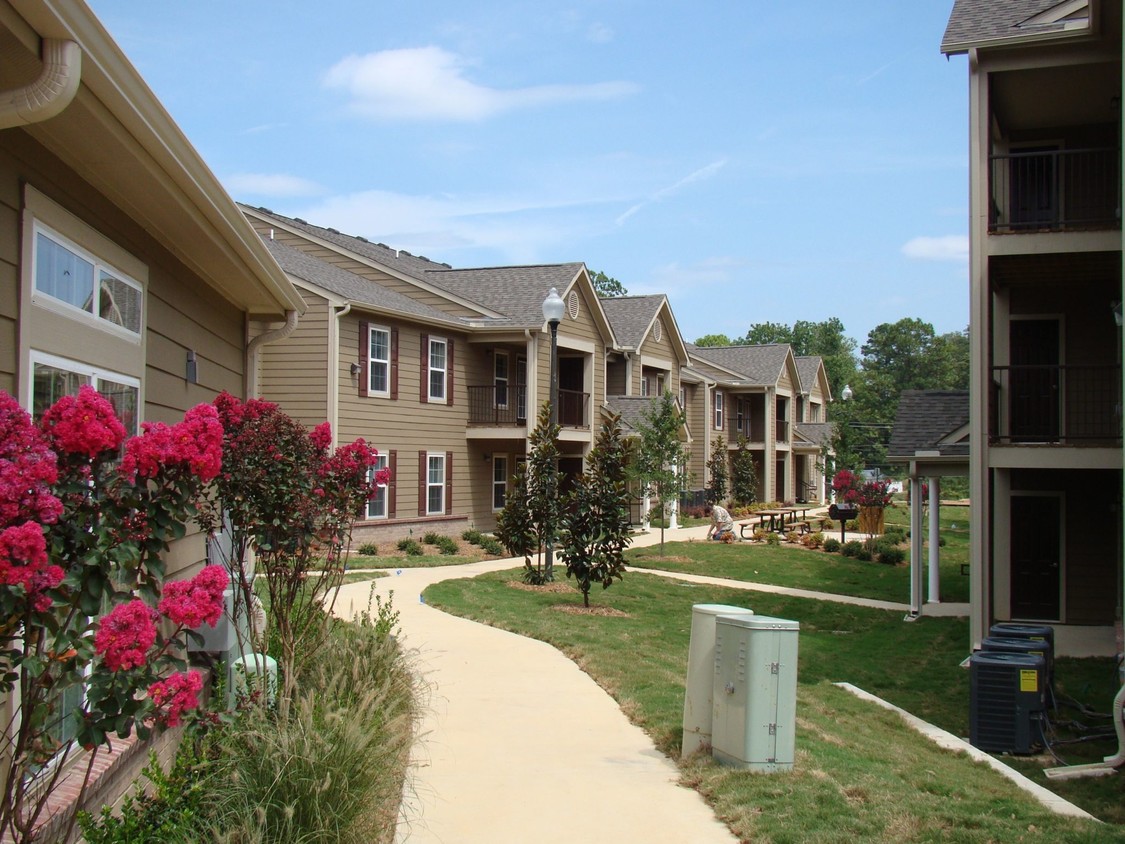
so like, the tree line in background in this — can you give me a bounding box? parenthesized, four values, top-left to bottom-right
(695, 317, 970, 473)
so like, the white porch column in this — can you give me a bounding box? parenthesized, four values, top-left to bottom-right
(927, 477, 941, 603)
(642, 490, 651, 532)
(669, 460, 680, 530)
(909, 476, 924, 618)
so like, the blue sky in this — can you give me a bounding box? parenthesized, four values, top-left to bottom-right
(89, 1, 969, 349)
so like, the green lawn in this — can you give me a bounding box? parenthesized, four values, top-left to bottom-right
(628, 503, 971, 604)
(346, 553, 483, 569)
(423, 567, 1123, 841)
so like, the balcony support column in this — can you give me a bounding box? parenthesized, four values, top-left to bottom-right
(928, 477, 941, 603)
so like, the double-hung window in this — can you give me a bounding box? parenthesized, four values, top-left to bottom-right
(366, 454, 390, 519)
(428, 338, 447, 402)
(714, 391, 724, 430)
(426, 452, 446, 515)
(368, 326, 391, 396)
(492, 455, 508, 511)
(30, 353, 140, 436)
(494, 351, 509, 408)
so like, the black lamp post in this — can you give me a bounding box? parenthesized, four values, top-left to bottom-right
(541, 287, 565, 579)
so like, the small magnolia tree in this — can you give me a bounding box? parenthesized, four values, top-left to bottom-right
(498, 402, 560, 584)
(0, 388, 228, 843)
(560, 415, 631, 607)
(628, 392, 689, 556)
(730, 435, 758, 506)
(494, 461, 536, 570)
(706, 435, 728, 505)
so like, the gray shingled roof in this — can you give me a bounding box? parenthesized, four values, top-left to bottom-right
(942, 0, 1088, 54)
(795, 356, 825, 395)
(600, 295, 666, 349)
(244, 205, 451, 281)
(688, 344, 792, 386)
(424, 264, 585, 328)
(605, 396, 661, 435)
(794, 422, 834, 447)
(262, 239, 464, 327)
(887, 390, 971, 459)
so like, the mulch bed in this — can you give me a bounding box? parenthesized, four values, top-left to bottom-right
(552, 604, 629, 617)
(507, 580, 576, 594)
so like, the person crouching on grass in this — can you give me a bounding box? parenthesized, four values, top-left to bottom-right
(706, 504, 735, 543)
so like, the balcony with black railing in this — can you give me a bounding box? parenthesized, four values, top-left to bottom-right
(989, 147, 1120, 233)
(468, 385, 528, 426)
(989, 365, 1122, 445)
(557, 388, 590, 428)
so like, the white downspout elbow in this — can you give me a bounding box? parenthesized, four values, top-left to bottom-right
(0, 39, 81, 130)
(246, 310, 299, 398)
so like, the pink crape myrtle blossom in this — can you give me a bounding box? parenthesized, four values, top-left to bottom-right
(0, 522, 63, 611)
(309, 421, 332, 452)
(0, 393, 61, 529)
(40, 385, 126, 458)
(95, 600, 158, 671)
(121, 403, 223, 482)
(158, 565, 228, 628)
(147, 670, 203, 727)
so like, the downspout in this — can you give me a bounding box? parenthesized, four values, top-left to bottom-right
(246, 310, 299, 399)
(327, 304, 352, 446)
(0, 39, 81, 130)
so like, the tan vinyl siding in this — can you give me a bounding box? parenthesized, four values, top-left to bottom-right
(258, 290, 330, 427)
(605, 356, 627, 395)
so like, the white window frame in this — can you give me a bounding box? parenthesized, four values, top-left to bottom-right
(29, 351, 141, 435)
(714, 390, 724, 430)
(367, 325, 391, 398)
(366, 454, 389, 519)
(428, 337, 448, 402)
(31, 221, 143, 342)
(492, 455, 508, 511)
(426, 452, 446, 515)
(494, 350, 509, 409)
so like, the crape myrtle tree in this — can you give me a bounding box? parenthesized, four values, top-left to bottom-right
(730, 435, 759, 506)
(496, 402, 560, 584)
(559, 415, 632, 607)
(705, 435, 728, 505)
(0, 389, 229, 844)
(628, 391, 689, 556)
(204, 394, 385, 714)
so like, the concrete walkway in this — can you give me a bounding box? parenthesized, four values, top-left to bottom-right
(331, 522, 966, 843)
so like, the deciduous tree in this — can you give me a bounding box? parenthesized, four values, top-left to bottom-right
(628, 392, 689, 556)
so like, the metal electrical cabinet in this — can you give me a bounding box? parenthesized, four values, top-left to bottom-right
(681, 604, 755, 758)
(712, 614, 800, 772)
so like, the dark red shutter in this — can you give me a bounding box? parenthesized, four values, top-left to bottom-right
(446, 340, 455, 406)
(418, 451, 426, 516)
(420, 334, 429, 403)
(445, 451, 453, 514)
(390, 328, 399, 400)
(358, 320, 369, 397)
(387, 450, 397, 518)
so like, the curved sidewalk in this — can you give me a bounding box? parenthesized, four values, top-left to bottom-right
(333, 525, 737, 844)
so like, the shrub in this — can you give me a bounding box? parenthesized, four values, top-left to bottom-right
(396, 538, 423, 556)
(356, 542, 379, 557)
(766, 532, 780, 546)
(461, 528, 483, 545)
(882, 527, 906, 545)
(752, 528, 768, 542)
(823, 537, 841, 553)
(435, 536, 459, 555)
(938, 535, 947, 547)
(846, 520, 859, 531)
(805, 531, 825, 549)
(478, 537, 505, 555)
(681, 504, 708, 520)
(841, 540, 863, 558)
(855, 544, 873, 562)
(785, 530, 801, 544)
(879, 546, 906, 565)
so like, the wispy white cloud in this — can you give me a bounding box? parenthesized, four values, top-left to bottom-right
(224, 172, 324, 198)
(323, 46, 638, 121)
(586, 22, 614, 43)
(615, 159, 728, 225)
(638, 256, 746, 294)
(901, 235, 969, 262)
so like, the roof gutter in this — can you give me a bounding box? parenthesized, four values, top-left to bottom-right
(246, 310, 299, 398)
(0, 38, 80, 130)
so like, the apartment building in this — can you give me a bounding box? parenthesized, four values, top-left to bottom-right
(942, 0, 1122, 656)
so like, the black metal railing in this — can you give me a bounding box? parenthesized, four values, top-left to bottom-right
(730, 417, 767, 442)
(989, 147, 1120, 233)
(468, 385, 528, 426)
(990, 364, 1121, 444)
(557, 389, 590, 428)
(776, 419, 790, 444)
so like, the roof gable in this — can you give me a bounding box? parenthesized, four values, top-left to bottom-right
(942, 0, 1094, 54)
(887, 390, 971, 459)
(688, 343, 793, 387)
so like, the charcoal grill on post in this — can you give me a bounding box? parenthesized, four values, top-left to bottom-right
(828, 503, 858, 544)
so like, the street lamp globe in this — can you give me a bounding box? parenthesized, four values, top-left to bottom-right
(841, 384, 853, 402)
(542, 287, 565, 325)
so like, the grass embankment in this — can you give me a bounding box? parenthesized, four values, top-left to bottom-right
(629, 503, 971, 604)
(424, 568, 1123, 842)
